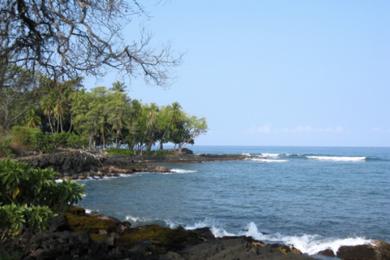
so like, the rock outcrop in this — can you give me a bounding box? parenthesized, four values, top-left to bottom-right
(19, 150, 103, 176)
(8, 207, 313, 260)
(336, 241, 390, 260)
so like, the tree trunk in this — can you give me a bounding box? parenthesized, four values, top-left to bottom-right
(48, 115, 54, 133)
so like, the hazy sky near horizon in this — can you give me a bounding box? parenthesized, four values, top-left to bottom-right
(86, 1, 390, 147)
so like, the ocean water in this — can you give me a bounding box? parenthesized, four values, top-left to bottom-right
(79, 146, 390, 255)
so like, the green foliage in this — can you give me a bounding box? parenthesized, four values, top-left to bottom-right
(106, 148, 136, 156)
(65, 133, 88, 148)
(3, 79, 208, 153)
(0, 160, 84, 240)
(10, 126, 54, 153)
(50, 132, 87, 149)
(0, 137, 13, 158)
(0, 204, 54, 240)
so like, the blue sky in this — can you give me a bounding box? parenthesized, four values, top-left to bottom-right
(86, 0, 390, 146)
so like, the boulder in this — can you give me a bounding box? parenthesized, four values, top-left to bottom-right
(64, 211, 122, 234)
(316, 248, 335, 257)
(116, 225, 210, 251)
(337, 244, 377, 260)
(374, 240, 390, 259)
(180, 148, 194, 155)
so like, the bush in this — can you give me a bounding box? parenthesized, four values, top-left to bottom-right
(0, 137, 13, 158)
(0, 160, 84, 240)
(0, 204, 53, 239)
(107, 148, 136, 156)
(65, 133, 88, 148)
(10, 127, 89, 153)
(50, 132, 69, 147)
(10, 126, 54, 153)
(10, 126, 40, 150)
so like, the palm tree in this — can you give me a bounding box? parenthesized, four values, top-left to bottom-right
(40, 96, 54, 133)
(25, 108, 41, 128)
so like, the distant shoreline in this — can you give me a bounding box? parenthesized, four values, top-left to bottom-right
(15, 149, 247, 180)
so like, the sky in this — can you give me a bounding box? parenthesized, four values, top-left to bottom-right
(86, 0, 390, 147)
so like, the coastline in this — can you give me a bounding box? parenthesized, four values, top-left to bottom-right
(16, 150, 247, 180)
(5, 150, 390, 259)
(6, 206, 390, 260)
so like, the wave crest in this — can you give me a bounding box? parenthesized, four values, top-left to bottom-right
(120, 216, 373, 256)
(244, 222, 372, 255)
(250, 158, 288, 163)
(170, 168, 197, 174)
(306, 156, 366, 162)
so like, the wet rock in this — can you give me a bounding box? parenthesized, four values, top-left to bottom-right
(337, 244, 377, 260)
(179, 237, 311, 260)
(116, 225, 209, 251)
(154, 166, 170, 172)
(316, 248, 335, 257)
(374, 240, 390, 259)
(179, 148, 194, 155)
(65, 211, 121, 234)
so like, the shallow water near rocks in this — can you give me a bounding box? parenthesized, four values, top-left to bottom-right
(79, 146, 390, 255)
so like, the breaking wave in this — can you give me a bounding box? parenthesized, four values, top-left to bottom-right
(306, 156, 366, 162)
(250, 158, 288, 163)
(170, 168, 198, 174)
(242, 152, 384, 162)
(164, 219, 372, 255)
(243, 222, 372, 255)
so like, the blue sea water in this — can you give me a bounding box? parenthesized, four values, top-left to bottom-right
(79, 146, 390, 255)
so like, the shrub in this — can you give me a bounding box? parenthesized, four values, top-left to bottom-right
(0, 160, 84, 240)
(107, 148, 136, 156)
(0, 204, 53, 239)
(0, 137, 13, 158)
(10, 126, 40, 150)
(65, 133, 88, 149)
(10, 126, 54, 153)
(50, 132, 69, 148)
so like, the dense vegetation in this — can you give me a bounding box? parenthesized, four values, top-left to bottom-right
(0, 160, 83, 240)
(0, 72, 207, 155)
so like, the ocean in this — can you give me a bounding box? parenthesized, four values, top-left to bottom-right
(79, 146, 390, 255)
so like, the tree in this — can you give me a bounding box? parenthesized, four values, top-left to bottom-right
(155, 106, 172, 150)
(24, 108, 41, 128)
(0, 1, 179, 85)
(111, 81, 127, 93)
(0, 67, 36, 130)
(107, 88, 128, 148)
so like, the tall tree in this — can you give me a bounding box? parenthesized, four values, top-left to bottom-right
(0, 1, 179, 85)
(107, 89, 128, 148)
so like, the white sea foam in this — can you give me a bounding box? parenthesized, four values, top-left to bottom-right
(85, 209, 92, 214)
(126, 215, 144, 223)
(119, 173, 137, 177)
(185, 221, 373, 255)
(306, 156, 366, 162)
(242, 222, 372, 255)
(117, 217, 373, 255)
(260, 153, 280, 158)
(183, 220, 236, 237)
(170, 168, 197, 174)
(251, 158, 288, 163)
(241, 152, 251, 157)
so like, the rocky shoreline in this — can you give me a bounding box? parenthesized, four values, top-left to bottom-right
(6, 150, 390, 259)
(3, 206, 389, 260)
(16, 149, 247, 180)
